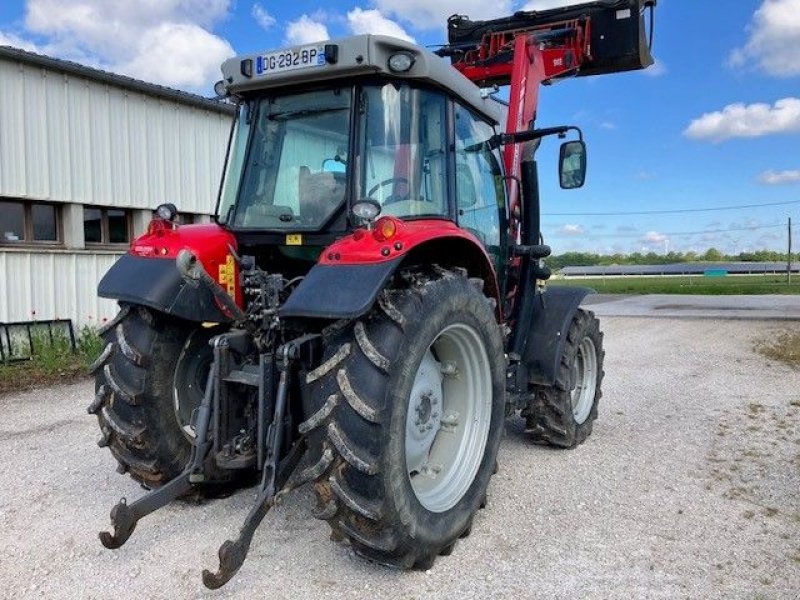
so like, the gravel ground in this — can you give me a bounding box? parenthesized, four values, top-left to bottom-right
(0, 317, 798, 599)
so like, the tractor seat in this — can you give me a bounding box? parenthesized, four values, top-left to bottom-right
(298, 166, 346, 224)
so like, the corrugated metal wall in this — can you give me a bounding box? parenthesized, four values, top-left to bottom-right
(0, 250, 123, 327)
(0, 58, 232, 213)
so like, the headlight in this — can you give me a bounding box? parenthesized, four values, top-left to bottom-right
(155, 203, 178, 221)
(388, 52, 415, 73)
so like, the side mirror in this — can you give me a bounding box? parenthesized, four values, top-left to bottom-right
(322, 158, 346, 173)
(559, 140, 587, 189)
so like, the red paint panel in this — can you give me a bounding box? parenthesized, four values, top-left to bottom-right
(129, 221, 243, 308)
(320, 217, 501, 319)
(317, 218, 483, 265)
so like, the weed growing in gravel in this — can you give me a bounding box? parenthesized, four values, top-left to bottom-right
(756, 330, 800, 370)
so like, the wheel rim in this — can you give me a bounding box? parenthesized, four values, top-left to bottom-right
(405, 323, 492, 513)
(173, 330, 213, 440)
(570, 336, 597, 425)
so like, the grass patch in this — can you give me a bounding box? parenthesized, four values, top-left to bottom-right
(555, 274, 800, 295)
(756, 331, 800, 370)
(0, 326, 102, 396)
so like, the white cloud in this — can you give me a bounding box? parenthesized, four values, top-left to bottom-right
(347, 8, 414, 42)
(0, 31, 39, 51)
(252, 3, 276, 30)
(119, 22, 234, 89)
(25, 0, 230, 49)
(560, 224, 585, 236)
(599, 121, 616, 130)
(758, 169, 800, 184)
(2, 0, 234, 92)
(642, 231, 668, 244)
(729, 0, 800, 77)
(684, 97, 800, 142)
(643, 59, 667, 77)
(285, 15, 329, 45)
(372, 0, 512, 30)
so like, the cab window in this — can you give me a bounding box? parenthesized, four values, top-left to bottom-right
(360, 84, 448, 219)
(454, 105, 505, 269)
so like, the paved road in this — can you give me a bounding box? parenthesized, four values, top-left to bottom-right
(584, 294, 800, 320)
(1, 317, 799, 599)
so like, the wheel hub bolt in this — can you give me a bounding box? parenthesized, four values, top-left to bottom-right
(440, 361, 459, 377)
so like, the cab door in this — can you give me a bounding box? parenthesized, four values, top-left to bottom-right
(453, 104, 508, 277)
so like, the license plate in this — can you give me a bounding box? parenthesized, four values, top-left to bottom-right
(256, 45, 326, 76)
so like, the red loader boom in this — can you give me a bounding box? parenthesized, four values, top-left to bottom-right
(439, 0, 656, 224)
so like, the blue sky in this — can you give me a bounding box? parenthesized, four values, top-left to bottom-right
(1, 0, 799, 255)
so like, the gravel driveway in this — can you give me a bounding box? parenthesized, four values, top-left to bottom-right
(0, 317, 798, 599)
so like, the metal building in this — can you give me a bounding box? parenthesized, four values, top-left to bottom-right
(0, 46, 234, 328)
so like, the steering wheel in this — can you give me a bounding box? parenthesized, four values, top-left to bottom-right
(367, 177, 410, 204)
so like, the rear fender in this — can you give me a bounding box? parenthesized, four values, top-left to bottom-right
(523, 285, 593, 386)
(280, 218, 500, 320)
(98, 222, 242, 322)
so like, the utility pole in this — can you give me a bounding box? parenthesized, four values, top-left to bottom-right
(789, 217, 793, 284)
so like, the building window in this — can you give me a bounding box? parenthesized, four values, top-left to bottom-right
(178, 213, 205, 225)
(0, 200, 61, 245)
(149, 211, 204, 225)
(84, 207, 131, 245)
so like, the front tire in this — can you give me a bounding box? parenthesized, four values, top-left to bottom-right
(523, 309, 605, 448)
(300, 270, 505, 568)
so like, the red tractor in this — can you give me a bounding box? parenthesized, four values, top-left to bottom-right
(90, 0, 655, 588)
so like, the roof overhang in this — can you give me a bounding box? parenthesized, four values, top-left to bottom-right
(220, 35, 505, 126)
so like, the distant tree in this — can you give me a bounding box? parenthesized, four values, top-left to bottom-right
(703, 247, 724, 262)
(547, 246, 784, 271)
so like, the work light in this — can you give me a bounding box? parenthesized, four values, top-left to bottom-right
(388, 52, 415, 73)
(155, 203, 178, 222)
(351, 199, 382, 228)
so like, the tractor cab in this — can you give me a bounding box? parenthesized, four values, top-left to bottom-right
(213, 35, 509, 276)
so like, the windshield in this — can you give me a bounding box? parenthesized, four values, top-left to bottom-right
(221, 88, 351, 230)
(217, 83, 452, 231)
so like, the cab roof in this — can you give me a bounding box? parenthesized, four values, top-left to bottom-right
(220, 34, 506, 126)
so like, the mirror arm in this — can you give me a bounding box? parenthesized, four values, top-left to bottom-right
(462, 125, 584, 154)
(485, 125, 583, 149)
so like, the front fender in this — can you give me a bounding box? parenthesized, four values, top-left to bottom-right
(523, 285, 593, 386)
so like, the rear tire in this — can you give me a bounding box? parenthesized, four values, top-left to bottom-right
(89, 304, 199, 487)
(299, 269, 505, 568)
(523, 309, 604, 448)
